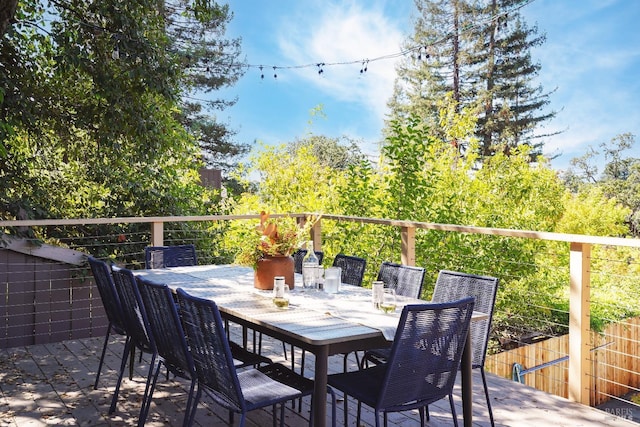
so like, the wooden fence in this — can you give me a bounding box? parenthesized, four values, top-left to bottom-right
(485, 317, 640, 406)
(0, 243, 106, 349)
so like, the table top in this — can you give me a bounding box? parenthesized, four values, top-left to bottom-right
(135, 264, 486, 349)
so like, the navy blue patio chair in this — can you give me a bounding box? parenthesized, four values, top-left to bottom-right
(332, 254, 367, 287)
(110, 268, 157, 419)
(135, 276, 274, 427)
(376, 261, 425, 299)
(360, 262, 426, 369)
(144, 244, 197, 269)
(88, 256, 129, 390)
(176, 288, 335, 427)
(329, 298, 475, 427)
(328, 254, 368, 372)
(135, 276, 197, 426)
(431, 270, 499, 427)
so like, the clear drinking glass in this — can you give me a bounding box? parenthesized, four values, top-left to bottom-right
(324, 267, 341, 294)
(379, 288, 397, 314)
(372, 281, 384, 309)
(273, 282, 290, 309)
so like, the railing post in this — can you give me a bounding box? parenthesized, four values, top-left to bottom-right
(569, 242, 591, 405)
(401, 226, 416, 266)
(150, 221, 164, 247)
(297, 216, 322, 251)
(311, 218, 322, 252)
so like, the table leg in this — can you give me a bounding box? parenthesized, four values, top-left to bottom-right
(462, 331, 473, 427)
(312, 346, 329, 427)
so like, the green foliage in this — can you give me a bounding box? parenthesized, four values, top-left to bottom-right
(232, 212, 313, 268)
(227, 105, 640, 348)
(562, 133, 640, 236)
(556, 187, 630, 236)
(1, 0, 244, 221)
(223, 140, 346, 263)
(289, 135, 366, 171)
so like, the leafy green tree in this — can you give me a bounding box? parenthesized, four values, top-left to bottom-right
(289, 135, 366, 171)
(0, 0, 244, 225)
(563, 133, 640, 235)
(225, 107, 638, 347)
(471, 0, 555, 157)
(0, 0, 245, 267)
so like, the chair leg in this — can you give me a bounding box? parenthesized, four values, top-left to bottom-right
(110, 337, 133, 414)
(448, 393, 459, 427)
(182, 380, 198, 427)
(327, 386, 337, 427)
(184, 386, 203, 427)
(297, 349, 307, 412)
(481, 368, 495, 427)
(137, 354, 160, 427)
(94, 326, 112, 389)
(274, 403, 279, 427)
(129, 346, 136, 380)
(343, 394, 350, 427)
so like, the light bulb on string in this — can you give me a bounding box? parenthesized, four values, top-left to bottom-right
(360, 59, 369, 74)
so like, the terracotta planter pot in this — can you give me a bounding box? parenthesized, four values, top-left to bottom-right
(254, 255, 295, 290)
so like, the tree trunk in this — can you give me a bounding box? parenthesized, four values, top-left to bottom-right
(0, 0, 18, 37)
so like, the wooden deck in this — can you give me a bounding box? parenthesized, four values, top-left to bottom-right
(0, 332, 638, 427)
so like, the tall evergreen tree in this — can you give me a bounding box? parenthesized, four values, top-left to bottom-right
(387, 0, 555, 160)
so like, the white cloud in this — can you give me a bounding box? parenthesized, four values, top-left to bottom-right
(275, 0, 406, 123)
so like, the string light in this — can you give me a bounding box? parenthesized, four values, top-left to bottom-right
(360, 60, 369, 74)
(27, 0, 536, 81)
(241, 0, 534, 80)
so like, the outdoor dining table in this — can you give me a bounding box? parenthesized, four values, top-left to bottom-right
(135, 264, 486, 427)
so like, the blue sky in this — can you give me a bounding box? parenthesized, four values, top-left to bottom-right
(214, 0, 640, 171)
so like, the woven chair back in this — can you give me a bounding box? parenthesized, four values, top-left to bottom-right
(145, 244, 198, 269)
(432, 270, 499, 368)
(137, 277, 195, 379)
(332, 254, 367, 287)
(112, 268, 155, 354)
(377, 261, 426, 299)
(176, 288, 245, 413)
(379, 298, 475, 410)
(293, 249, 324, 273)
(88, 257, 126, 335)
